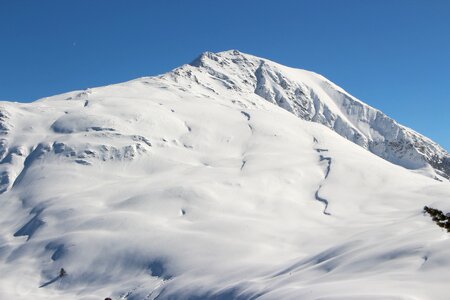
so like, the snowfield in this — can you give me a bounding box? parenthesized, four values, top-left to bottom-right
(0, 50, 449, 300)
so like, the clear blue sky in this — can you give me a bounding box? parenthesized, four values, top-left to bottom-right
(1, 0, 449, 150)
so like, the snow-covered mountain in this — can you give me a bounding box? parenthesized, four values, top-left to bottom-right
(0, 50, 449, 300)
(184, 50, 449, 180)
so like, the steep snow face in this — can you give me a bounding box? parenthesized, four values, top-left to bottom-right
(177, 50, 449, 179)
(0, 52, 449, 300)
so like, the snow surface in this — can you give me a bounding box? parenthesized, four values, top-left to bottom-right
(187, 50, 450, 180)
(0, 50, 449, 299)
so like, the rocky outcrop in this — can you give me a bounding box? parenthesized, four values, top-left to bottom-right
(184, 50, 450, 179)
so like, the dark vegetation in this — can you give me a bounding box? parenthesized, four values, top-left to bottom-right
(59, 268, 67, 277)
(39, 268, 67, 288)
(424, 206, 450, 232)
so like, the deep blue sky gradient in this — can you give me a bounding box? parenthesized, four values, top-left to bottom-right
(0, 0, 449, 149)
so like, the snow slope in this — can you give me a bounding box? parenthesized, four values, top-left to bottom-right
(0, 51, 449, 300)
(185, 50, 450, 180)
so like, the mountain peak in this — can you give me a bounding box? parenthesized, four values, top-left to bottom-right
(190, 49, 259, 68)
(178, 50, 450, 179)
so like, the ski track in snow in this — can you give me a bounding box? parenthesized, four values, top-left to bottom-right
(314, 140, 332, 215)
(240, 110, 252, 172)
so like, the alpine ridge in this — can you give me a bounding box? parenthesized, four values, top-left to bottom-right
(183, 50, 449, 180)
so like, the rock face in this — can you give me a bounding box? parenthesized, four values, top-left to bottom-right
(181, 50, 449, 179)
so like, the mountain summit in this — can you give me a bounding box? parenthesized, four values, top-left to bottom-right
(183, 50, 449, 180)
(0, 51, 449, 300)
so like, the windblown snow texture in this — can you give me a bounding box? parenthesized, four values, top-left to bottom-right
(0, 50, 449, 300)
